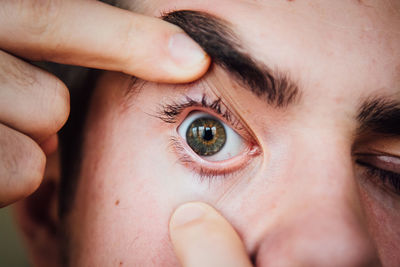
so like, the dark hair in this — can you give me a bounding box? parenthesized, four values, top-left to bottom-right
(58, 67, 99, 217)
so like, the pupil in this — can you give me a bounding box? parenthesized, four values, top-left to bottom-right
(186, 117, 226, 156)
(202, 127, 214, 141)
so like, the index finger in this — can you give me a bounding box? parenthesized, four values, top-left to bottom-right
(0, 0, 210, 83)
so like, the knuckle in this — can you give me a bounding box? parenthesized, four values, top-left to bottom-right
(0, 51, 70, 138)
(0, 50, 38, 89)
(0, 124, 45, 198)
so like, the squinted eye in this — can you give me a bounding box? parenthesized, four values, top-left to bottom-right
(178, 112, 245, 161)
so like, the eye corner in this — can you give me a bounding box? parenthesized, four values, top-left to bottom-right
(248, 143, 263, 157)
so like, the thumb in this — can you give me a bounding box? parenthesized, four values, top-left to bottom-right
(169, 202, 253, 267)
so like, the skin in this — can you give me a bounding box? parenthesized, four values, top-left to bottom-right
(0, 0, 209, 207)
(10, 0, 400, 266)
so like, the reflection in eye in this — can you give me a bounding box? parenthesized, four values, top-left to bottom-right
(178, 112, 245, 161)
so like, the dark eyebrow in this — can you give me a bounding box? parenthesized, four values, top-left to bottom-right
(357, 96, 400, 136)
(162, 10, 301, 108)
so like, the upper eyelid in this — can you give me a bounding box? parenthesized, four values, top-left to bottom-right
(355, 153, 400, 173)
(354, 151, 385, 157)
(354, 151, 400, 163)
(155, 94, 244, 131)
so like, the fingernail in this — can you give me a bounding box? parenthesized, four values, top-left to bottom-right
(169, 33, 207, 67)
(171, 202, 206, 228)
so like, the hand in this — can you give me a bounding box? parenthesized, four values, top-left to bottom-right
(169, 202, 253, 267)
(0, 0, 210, 207)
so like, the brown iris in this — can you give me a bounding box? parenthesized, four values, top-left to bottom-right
(186, 117, 226, 156)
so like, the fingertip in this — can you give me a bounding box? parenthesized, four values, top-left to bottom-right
(166, 32, 211, 83)
(51, 78, 70, 132)
(169, 202, 253, 267)
(29, 72, 70, 141)
(124, 20, 211, 83)
(170, 202, 207, 229)
(17, 138, 46, 201)
(39, 134, 58, 156)
(133, 41, 211, 84)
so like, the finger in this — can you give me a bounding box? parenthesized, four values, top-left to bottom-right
(0, 50, 70, 141)
(0, 0, 210, 83)
(0, 123, 45, 207)
(39, 134, 58, 156)
(169, 202, 253, 267)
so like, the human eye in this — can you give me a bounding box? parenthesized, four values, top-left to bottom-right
(177, 112, 244, 161)
(156, 94, 261, 179)
(355, 153, 400, 197)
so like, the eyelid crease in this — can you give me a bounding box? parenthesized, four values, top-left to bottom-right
(354, 150, 400, 163)
(354, 153, 400, 173)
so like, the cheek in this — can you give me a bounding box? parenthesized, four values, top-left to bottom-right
(358, 182, 400, 266)
(68, 91, 216, 266)
(69, 107, 176, 265)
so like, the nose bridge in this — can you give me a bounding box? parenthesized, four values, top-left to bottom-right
(244, 131, 378, 266)
(259, 128, 361, 224)
(286, 134, 358, 215)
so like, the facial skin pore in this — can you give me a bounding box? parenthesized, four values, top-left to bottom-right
(62, 1, 400, 266)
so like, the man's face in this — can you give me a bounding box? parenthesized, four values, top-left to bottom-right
(66, 0, 400, 266)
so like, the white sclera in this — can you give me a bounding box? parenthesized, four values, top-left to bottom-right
(177, 112, 245, 162)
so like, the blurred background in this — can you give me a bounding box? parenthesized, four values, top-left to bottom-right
(0, 206, 29, 266)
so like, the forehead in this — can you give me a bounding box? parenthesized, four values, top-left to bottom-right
(120, 0, 400, 35)
(120, 0, 400, 98)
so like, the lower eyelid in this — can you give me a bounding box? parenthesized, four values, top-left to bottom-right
(170, 135, 261, 177)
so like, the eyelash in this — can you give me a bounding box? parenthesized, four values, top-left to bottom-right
(156, 94, 243, 130)
(356, 160, 400, 196)
(156, 94, 258, 180)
